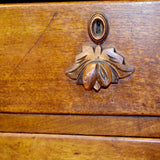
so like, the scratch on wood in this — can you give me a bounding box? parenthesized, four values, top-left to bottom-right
(9, 12, 57, 76)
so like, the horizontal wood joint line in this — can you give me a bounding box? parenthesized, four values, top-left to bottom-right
(1, 112, 160, 118)
(1, 132, 160, 141)
(0, 131, 160, 139)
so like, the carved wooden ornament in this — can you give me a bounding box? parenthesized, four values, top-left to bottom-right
(66, 45, 134, 91)
(66, 13, 134, 91)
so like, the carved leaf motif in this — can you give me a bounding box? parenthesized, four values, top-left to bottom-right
(66, 45, 134, 91)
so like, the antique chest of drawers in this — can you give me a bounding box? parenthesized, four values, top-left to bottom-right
(0, 1, 160, 159)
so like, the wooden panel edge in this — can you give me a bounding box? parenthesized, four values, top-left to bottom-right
(0, 113, 160, 137)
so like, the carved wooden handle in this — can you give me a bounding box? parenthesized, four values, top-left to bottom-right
(66, 13, 134, 91)
(66, 45, 134, 91)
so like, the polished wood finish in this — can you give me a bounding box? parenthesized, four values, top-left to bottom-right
(0, 113, 160, 137)
(0, 133, 160, 160)
(0, 2, 159, 159)
(0, 2, 160, 115)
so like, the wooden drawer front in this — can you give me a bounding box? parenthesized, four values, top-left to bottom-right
(0, 133, 160, 160)
(0, 2, 160, 116)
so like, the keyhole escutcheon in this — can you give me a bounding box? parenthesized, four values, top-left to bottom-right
(88, 13, 109, 44)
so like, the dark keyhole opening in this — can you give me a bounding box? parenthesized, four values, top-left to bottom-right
(96, 20, 101, 34)
(92, 19, 104, 36)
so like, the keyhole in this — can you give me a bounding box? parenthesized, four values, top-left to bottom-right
(96, 20, 101, 34)
(88, 13, 109, 44)
(92, 19, 104, 36)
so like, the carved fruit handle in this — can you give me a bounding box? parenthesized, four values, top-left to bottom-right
(66, 45, 134, 91)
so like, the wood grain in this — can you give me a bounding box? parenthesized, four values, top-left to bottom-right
(0, 113, 160, 137)
(0, 133, 160, 160)
(0, 2, 160, 115)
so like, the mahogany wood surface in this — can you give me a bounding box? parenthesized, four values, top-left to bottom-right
(0, 133, 160, 160)
(0, 113, 160, 137)
(0, 2, 160, 116)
